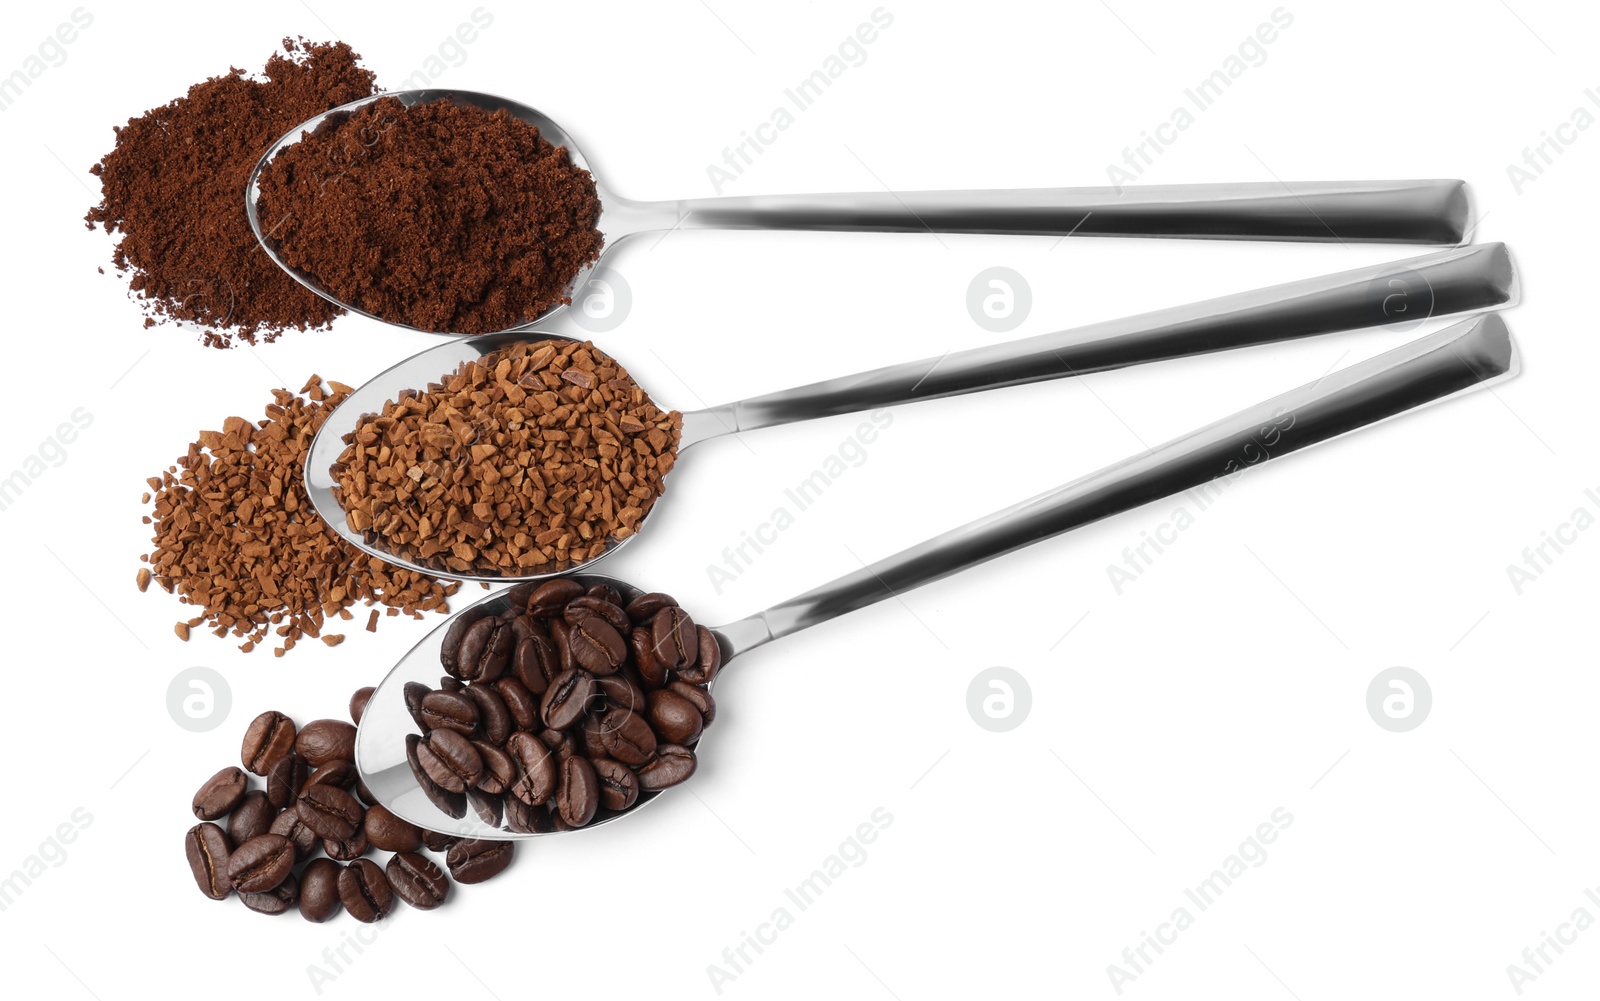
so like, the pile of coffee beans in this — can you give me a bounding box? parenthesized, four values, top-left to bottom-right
(185, 691, 514, 920)
(405, 576, 717, 832)
(331, 340, 682, 577)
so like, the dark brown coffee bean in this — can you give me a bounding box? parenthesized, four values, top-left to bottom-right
(192, 765, 248, 820)
(297, 784, 363, 841)
(298, 858, 342, 922)
(387, 851, 451, 910)
(421, 828, 458, 852)
(564, 595, 631, 633)
(540, 727, 578, 759)
(678, 625, 723, 685)
(592, 757, 639, 812)
(296, 719, 357, 767)
(184, 822, 232, 900)
(504, 795, 552, 834)
(265, 754, 310, 809)
(417, 729, 483, 792)
(362, 804, 422, 853)
(637, 744, 698, 791)
(587, 582, 624, 606)
(241, 711, 297, 775)
(596, 705, 656, 765)
(651, 607, 697, 670)
(467, 787, 504, 826)
(227, 790, 276, 844)
(440, 604, 491, 675)
(508, 611, 546, 644)
(349, 686, 375, 725)
(306, 758, 359, 791)
(269, 808, 318, 861)
(513, 634, 560, 694)
(527, 578, 583, 616)
(550, 618, 577, 673)
(339, 858, 394, 922)
(440, 675, 464, 692)
(648, 689, 705, 745)
(625, 591, 677, 623)
(557, 756, 600, 827)
(494, 676, 540, 729)
(354, 779, 377, 807)
(456, 616, 512, 683)
(446, 839, 514, 884)
(240, 871, 298, 914)
(632, 625, 667, 689)
(406, 733, 466, 819)
(323, 827, 370, 861)
(419, 690, 479, 735)
(596, 673, 646, 714)
(464, 684, 512, 745)
(568, 614, 627, 675)
(227, 833, 294, 892)
(541, 668, 596, 730)
(404, 682, 432, 731)
(668, 681, 716, 726)
(505, 731, 559, 805)
(473, 741, 516, 795)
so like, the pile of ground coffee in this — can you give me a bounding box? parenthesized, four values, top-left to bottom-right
(85, 39, 378, 347)
(254, 96, 604, 334)
(140, 376, 459, 655)
(185, 692, 515, 920)
(331, 339, 681, 576)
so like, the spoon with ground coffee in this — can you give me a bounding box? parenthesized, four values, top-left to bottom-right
(304, 242, 1516, 581)
(354, 313, 1518, 838)
(246, 88, 1473, 335)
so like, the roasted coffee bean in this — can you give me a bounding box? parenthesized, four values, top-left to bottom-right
(387, 851, 451, 910)
(440, 675, 463, 692)
(505, 731, 559, 806)
(298, 857, 342, 922)
(668, 680, 716, 726)
(508, 611, 547, 644)
(586, 583, 624, 606)
(419, 690, 479, 734)
(349, 686, 375, 725)
(323, 827, 370, 861)
(296, 719, 358, 766)
(440, 604, 491, 675)
(494, 676, 540, 729)
(354, 779, 377, 807)
(651, 607, 697, 670)
(241, 711, 297, 775)
(406, 733, 466, 819)
(192, 765, 248, 820)
(297, 784, 364, 841)
(632, 625, 667, 689)
(504, 795, 552, 834)
(456, 616, 512, 683)
(463, 684, 512, 745)
(269, 809, 319, 861)
(678, 625, 723, 685)
(596, 673, 646, 714)
(420, 828, 458, 853)
(625, 591, 677, 623)
(307, 758, 359, 790)
(550, 618, 577, 673)
(445, 839, 514, 884)
(564, 595, 630, 634)
(473, 741, 516, 795)
(364, 804, 423, 853)
(240, 871, 298, 915)
(227, 791, 276, 844)
(227, 833, 295, 893)
(580, 717, 610, 759)
(467, 787, 503, 826)
(648, 689, 705, 745)
(417, 728, 484, 792)
(339, 857, 394, 922)
(184, 822, 232, 900)
(592, 757, 640, 812)
(404, 682, 432, 731)
(513, 634, 560, 694)
(557, 756, 600, 827)
(527, 578, 583, 616)
(265, 754, 310, 809)
(568, 613, 627, 675)
(637, 744, 697, 791)
(595, 705, 656, 765)
(541, 668, 596, 729)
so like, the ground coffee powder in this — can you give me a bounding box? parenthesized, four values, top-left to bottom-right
(86, 39, 378, 347)
(254, 96, 604, 334)
(332, 339, 680, 576)
(141, 376, 460, 655)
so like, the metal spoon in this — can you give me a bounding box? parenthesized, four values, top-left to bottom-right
(355, 311, 1519, 838)
(305, 242, 1516, 582)
(246, 88, 1473, 335)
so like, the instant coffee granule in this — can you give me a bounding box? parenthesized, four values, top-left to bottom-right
(141, 377, 460, 656)
(85, 39, 378, 347)
(254, 96, 604, 334)
(332, 339, 681, 576)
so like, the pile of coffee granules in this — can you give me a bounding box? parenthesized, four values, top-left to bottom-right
(331, 339, 681, 576)
(253, 96, 604, 334)
(140, 376, 460, 655)
(186, 692, 515, 920)
(85, 39, 378, 347)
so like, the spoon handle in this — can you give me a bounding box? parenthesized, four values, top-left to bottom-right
(683, 243, 1515, 445)
(650, 180, 1469, 244)
(713, 313, 1517, 658)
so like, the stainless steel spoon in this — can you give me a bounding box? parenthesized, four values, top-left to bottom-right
(245, 88, 1473, 335)
(306, 242, 1516, 582)
(355, 311, 1519, 839)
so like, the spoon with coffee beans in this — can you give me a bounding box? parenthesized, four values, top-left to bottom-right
(305, 243, 1517, 582)
(246, 88, 1473, 336)
(354, 313, 1517, 838)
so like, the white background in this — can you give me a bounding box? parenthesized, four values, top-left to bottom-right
(0, 1, 1595, 998)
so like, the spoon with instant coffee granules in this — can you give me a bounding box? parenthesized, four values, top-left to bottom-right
(246, 88, 1474, 336)
(305, 243, 1517, 582)
(354, 313, 1518, 839)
